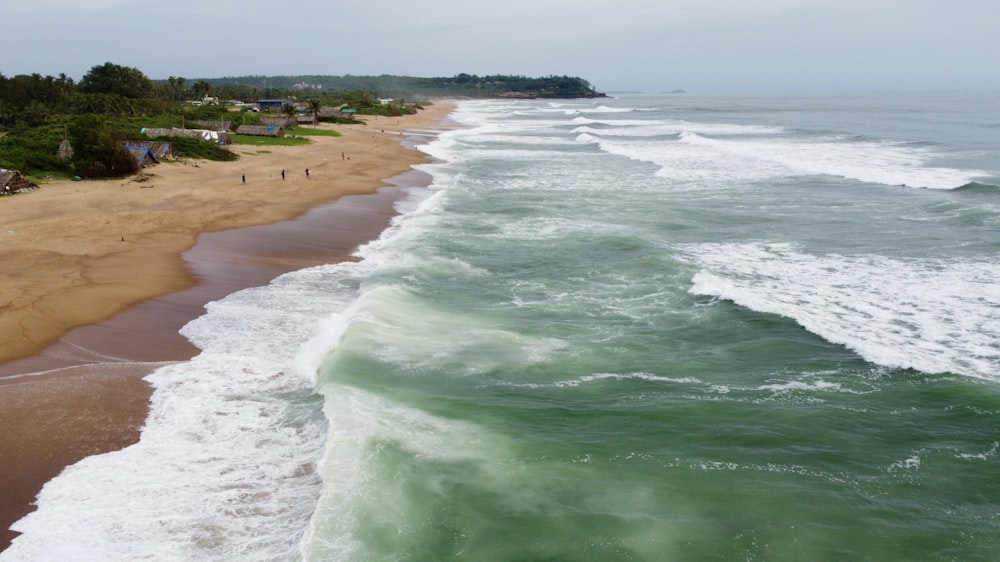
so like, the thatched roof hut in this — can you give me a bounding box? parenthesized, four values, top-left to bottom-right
(236, 124, 284, 137)
(192, 120, 233, 132)
(122, 140, 177, 161)
(261, 116, 297, 129)
(0, 168, 38, 195)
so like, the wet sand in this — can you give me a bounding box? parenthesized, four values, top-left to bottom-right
(0, 102, 454, 550)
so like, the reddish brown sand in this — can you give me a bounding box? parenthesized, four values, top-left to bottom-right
(0, 102, 455, 551)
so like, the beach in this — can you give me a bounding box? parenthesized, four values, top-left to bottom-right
(0, 101, 454, 550)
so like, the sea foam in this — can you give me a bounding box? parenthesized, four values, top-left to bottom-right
(684, 243, 1000, 382)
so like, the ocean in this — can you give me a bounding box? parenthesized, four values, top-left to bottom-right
(4, 92, 1000, 560)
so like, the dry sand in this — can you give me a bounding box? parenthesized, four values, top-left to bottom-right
(0, 101, 455, 550)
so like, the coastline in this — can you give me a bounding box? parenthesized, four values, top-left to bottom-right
(0, 101, 455, 550)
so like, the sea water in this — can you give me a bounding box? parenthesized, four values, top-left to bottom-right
(4, 92, 1000, 560)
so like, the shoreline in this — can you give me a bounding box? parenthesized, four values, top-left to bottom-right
(0, 102, 455, 550)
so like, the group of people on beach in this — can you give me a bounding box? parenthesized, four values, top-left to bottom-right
(240, 150, 350, 183)
(242, 169, 311, 183)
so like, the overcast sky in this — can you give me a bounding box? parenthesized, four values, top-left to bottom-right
(4, 0, 998, 94)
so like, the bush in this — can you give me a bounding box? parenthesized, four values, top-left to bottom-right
(0, 124, 73, 175)
(158, 136, 238, 161)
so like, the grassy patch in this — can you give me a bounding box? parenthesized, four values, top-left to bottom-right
(288, 126, 342, 138)
(230, 134, 311, 146)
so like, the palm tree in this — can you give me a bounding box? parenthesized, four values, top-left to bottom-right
(191, 80, 211, 101)
(307, 98, 322, 125)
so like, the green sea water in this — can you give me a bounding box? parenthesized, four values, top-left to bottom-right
(6, 93, 998, 561)
(301, 94, 1000, 560)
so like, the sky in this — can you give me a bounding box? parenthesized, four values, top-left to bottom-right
(3, 0, 998, 94)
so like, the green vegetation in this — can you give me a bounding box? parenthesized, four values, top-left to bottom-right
(288, 126, 341, 137)
(1, 62, 601, 180)
(201, 74, 604, 100)
(229, 134, 311, 147)
(157, 136, 238, 162)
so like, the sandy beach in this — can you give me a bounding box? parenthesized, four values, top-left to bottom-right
(0, 101, 454, 550)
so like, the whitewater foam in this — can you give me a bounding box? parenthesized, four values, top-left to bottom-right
(683, 243, 1000, 382)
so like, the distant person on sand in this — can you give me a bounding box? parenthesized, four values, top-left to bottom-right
(281, 169, 285, 180)
(242, 174, 245, 184)
(305, 168, 311, 179)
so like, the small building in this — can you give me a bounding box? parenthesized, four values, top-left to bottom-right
(256, 99, 292, 112)
(0, 168, 38, 195)
(236, 124, 284, 137)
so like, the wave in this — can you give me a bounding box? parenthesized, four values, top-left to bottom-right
(3, 260, 362, 559)
(3, 128, 462, 560)
(674, 132, 985, 189)
(682, 243, 1000, 382)
(954, 181, 1000, 193)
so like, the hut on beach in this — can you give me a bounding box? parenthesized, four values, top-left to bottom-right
(260, 115, 297, 129)
(192, 120, 233, 132)
(123, 140, 176, 161)
(236, 124, 284, 137)
(0, 168, 38, 195)
(122, 145, 160, 168)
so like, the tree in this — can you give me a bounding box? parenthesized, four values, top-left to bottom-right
(281, 103, 297, 118)
(191, 80, 211, 100)
(68, 113, 137, 177)
(166, 76, 186, 101)
(79, 62, 153, 98)
(307, 98, 322, 125)
(0, 100, 13, 127)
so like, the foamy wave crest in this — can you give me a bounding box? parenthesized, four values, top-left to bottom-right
(337, 284, 565, 376)
(555, 372, 702, 387)
(585, 105, 636, 113)
(3, 260, 378, 560)
(575, 120, 783, 138)
(684, 243, 1000, 382)
(677, 132, 984, 189)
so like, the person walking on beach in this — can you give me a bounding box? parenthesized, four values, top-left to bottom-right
(305, 168, 311, 179)
(281, 169, 285, 180)
(242, 174, 246, 184)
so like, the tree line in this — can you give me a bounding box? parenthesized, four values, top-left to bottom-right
(0, 62, 601, 180)
(0, 62, 411, 179)
(200, 73, 604, 100)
